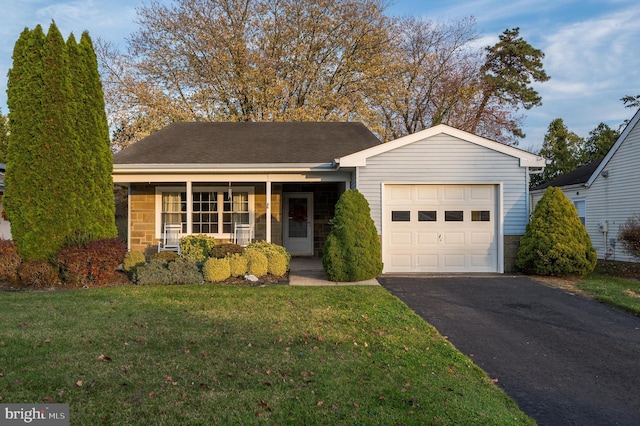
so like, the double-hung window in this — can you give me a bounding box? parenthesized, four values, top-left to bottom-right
(157, 186, 253, 238)
(573, 199, 586, 225)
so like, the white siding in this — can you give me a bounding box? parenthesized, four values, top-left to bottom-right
(356, 134, 529, 236)
(585, 121, 640, 262)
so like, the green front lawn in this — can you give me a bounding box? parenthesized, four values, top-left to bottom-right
(0, 285, 533, 425)
(577, 275, 640, 316)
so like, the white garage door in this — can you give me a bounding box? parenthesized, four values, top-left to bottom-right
(383, 184, 498, 273)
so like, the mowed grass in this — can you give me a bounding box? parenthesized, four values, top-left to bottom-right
(0, 285, 533, 425)
(577, 275, 640, 316)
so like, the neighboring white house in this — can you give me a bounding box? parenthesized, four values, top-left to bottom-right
(0, 163, 11, 240)
(531, 108, 640, 262)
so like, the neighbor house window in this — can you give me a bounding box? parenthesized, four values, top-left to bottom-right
(157, 186, 253, 238)
(573, 199, 586, 225)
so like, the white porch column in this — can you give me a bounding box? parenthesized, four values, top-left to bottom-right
(186, 181, 192, 235)
(266, 179, 272, 242)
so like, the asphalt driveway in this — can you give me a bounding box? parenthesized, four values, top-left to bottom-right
(378, 275, 640, 426)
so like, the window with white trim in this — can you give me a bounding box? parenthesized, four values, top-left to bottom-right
(157, 186, 254, 238)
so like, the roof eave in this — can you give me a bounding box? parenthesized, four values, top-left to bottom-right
(585, 108, 640, 187)
(112, 162, 337, 174)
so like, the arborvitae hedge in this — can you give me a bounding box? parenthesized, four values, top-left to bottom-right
(5, 23, 116, 260)
(516, 186, 597, 276)
(323, 189, 382, 281)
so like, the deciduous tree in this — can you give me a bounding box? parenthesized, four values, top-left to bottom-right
(98, 1, 550, 149)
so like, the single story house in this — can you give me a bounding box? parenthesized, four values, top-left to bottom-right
(0, 163, 11, 240)
(531, 108, 640, 262)
(113, 122, 546, 273)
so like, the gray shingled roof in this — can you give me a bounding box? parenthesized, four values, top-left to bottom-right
(113, 122, 382, 165)
(533, 158, 603, 191)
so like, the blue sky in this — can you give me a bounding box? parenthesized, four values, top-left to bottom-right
(1, 0, 639, 152)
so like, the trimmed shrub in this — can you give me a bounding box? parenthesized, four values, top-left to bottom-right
(266, 251, 288, 276)
(55, 238, 127, 287)
(618, 214, 640, 260)
(245, 249, 268, 277)
(136, 258, 203, 285)
(0, 239, 21, 284)
(516, 187, 597, 276)
(18, 260, 58, 288)
(203, 257, 231, 282)
(168, 258, 203, 284)
(247, 241, 291, 269)
(153, 251, 180, 262)
(210, 243, 244, 259)
(179, 235, 216, 263)
(228, 253, 248, 277)
(323, 189, 382, 281)
(136, 259, 173, 286)
(123, 251, 146, 276)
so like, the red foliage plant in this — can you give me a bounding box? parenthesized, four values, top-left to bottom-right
(0, 239, 22, 284)
(18, 260, 58, 288)
(55, 238, 127, 287)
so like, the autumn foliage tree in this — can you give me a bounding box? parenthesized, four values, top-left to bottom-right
(97, 0, 550, 149)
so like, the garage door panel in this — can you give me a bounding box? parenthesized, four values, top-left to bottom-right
(383, 184, 498, 273)
(471, 232, 492, 245)
(470, 186, 492, 200)
(443, 232, 465, 245)
(443, 186, 465, 201)
(443, 254, 465, 267)
(389, 254, 412, 268)
(390, 231, 412, 245)
(416, 254, 439, 267)
(416, 186, 438, 201)
(417, 232, 438, 245)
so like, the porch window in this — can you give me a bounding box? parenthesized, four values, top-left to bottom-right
(161, 192, 187, 233)
(157, 186, 254, 239)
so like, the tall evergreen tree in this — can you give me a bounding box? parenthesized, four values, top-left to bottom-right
(5, 23, 116, 260)
(0, 110, 8, 163)
(78, 31, 117, 238)
(530, 118, 583, 188)
(5, 25, 47, 259)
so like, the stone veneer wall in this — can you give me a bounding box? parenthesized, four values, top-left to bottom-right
(504, 235, 522, 273)
(129, 184, 157, 257)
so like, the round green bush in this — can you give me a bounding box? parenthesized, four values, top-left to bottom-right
(323, 189, 382, 281)
(247, 241, 291, 268)
(179, 235, 216, 262)
(211, 243, 244, 259)
(245, 249, 268, 277)
(123, 251, 146, 273)
(266, 251, 288, 276)
(153, 251, 180, 262)
(203, 257, 231, 282)
(516, 187, 597, 276)
(228, 253, 248, 277)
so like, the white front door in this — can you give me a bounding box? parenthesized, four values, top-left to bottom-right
(283, 192, 314, 256)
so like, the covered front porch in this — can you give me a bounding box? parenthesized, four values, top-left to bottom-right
(116, 172, 351, 259)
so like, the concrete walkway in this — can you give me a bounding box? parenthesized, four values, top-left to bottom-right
(288, 257, 379, 286)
